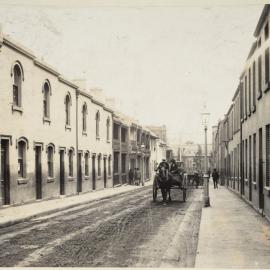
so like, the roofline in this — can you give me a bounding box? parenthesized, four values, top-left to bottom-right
(232, 84, 240, 102)
(254, 4, 270, 37)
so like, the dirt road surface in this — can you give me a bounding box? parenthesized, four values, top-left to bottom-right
(0, 186, 203, 267)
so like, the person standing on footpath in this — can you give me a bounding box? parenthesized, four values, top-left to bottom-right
(212, 168, 219, 189)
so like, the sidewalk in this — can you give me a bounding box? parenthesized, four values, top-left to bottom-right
(195, 181, 270, 268)
(0, 180, 152, 228)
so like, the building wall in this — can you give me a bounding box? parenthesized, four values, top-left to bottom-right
(0, 40, 77, 205)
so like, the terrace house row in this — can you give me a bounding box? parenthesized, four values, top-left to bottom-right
(213, 4, 270, 221)
(0, 30, 168, 206)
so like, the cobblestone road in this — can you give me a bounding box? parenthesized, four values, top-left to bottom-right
(0, 186, 203, 267)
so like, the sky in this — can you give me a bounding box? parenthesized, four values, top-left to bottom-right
(0, 0, 264, 144)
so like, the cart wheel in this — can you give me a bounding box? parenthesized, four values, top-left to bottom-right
(183, 189, 186, 202)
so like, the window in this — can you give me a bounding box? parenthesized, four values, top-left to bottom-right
(258, 38, 261, 48)
(85, 152, 89, 176)
(265, 48, 269, 84)
(266, 125, 270, 187)
(47, 146, 54, 177)
(96, 111, 100, 139)
(252, 61, 256, 108)
(248, 68, 251, 112)
(98, 155, 101, 176)
(244, 76, 247, 116)
(245, 139, 248, 179)
(65, 94, 71, 126)
(121, 127, 127, 142)
(13, 64, 22, 107)
(106, 117, 110, 141)
(82, 104, 87, 132)
(43, 81, 50, 119)
(68, 149, 74, 177)
(258, 55, 262, 97)
(113, 123, 119, 140)
(265, 22, 269, 40)
(108, 156, 111, 176)
(18, 140, 26, 178)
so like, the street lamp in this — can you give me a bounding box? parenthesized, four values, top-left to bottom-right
(141, 144, 145, 186)
(201, 111, 210, 207)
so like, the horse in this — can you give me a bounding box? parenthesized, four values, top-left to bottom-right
(155, 166, 170, 203)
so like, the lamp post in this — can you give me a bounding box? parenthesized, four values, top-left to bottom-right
(141, 144, 145, 186)
(201, 111, 210, 207)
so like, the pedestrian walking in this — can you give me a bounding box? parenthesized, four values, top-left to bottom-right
(135, 168, 141, 186)
(128, 168, 134, 185)
(212, 168, 219, 189)
(192, 171, 199, 188)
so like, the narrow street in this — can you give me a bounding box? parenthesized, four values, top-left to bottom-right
(0, 187, 203, 267)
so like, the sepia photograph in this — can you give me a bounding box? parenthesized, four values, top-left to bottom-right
(0, 0, 270, 268)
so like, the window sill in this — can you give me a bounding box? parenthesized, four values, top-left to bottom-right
(264, 81, 270, 93)
(248, 111, 251, 117)
(257, 92, 262, 100)
(43, 116, 51, 124)
(244, 115, 247, 120)
(107, 140, 110, 143)
(84, 176, 90, 180)
(244, 179, 248, 185)
(47, 177, 55, 183)
(68, 176, 75, 181)
(97, 176, 102, 180)
(96, 137, 100, 141)
(17, 178, 28, 185)
(12, 105, 23, 114)
(264, 186, 270, 196)
(82, 131, 87, 136)
(251, 105, 256, 113)
(65, 124, 71, 131)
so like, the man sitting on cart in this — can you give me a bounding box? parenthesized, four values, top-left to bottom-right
(168, 159, 182, 186)
(155, 159, 169, 182)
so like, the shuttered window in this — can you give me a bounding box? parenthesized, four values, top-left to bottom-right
(248, 68, 251, 112)
(265, 48, 269, 84)
(258, 55, 262, 96)
(266, 125, 270, 187)
(253, 133, 256, 183)
(252, 61, 256, 107)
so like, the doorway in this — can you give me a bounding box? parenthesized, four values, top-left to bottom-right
(1, 140, 10, 205)
(60, 150, 65, 195)
(258, 128, 264, 210)
(35, 146, 42, 200)
(92, 156, 96, 190)
(104, 158, 107, 188)
(77, 153, 82, 193)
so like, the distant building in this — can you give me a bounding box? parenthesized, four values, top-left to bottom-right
(146, 125, 167, 143)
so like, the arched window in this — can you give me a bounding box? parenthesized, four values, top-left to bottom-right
(13, 64, 23, 107)
(47, 146, 54, 177)
(82, 103, 87, 132)
(18, 140, 27, 178)
(68, 148, 74, 177)
(43, 81, 51, 119)
(96, 111, 100, 139)
(106, 117, 110, 142)
(65, 94, 71, 126)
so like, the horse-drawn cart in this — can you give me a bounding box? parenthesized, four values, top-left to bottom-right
(152, 172, 187, 203)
